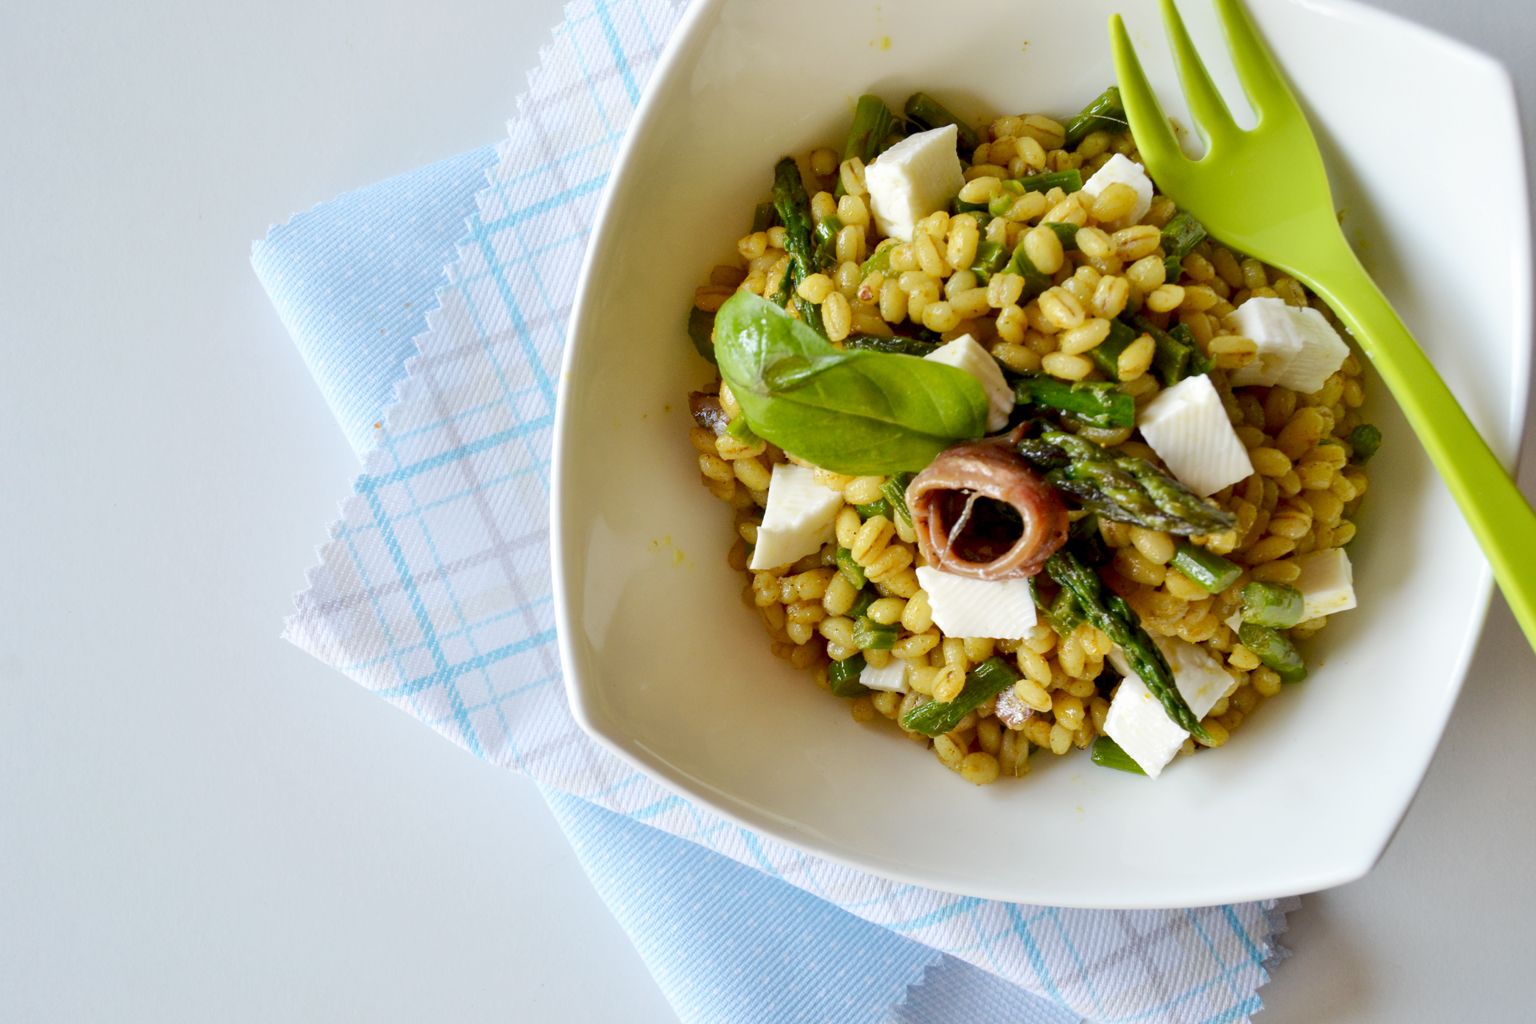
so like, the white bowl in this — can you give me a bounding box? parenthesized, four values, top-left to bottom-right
(553, 0, 1530, 907)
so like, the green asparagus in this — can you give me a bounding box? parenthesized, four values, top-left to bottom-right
(1237, 622, 1308, 683)
(1063, 86, 1127, 148)
(902, 92, 979, 152)
(900, 656, 1019, 736)
(1008, 243, 1054, 293)
(970, 239, 1011, 283)
(837, 95, 899, 197)
(1130, 316, 1203, 386)
(1348, 424, 1383, 463)
(750, 201, 778, 233)
(1016, 430, 1238, 536)
(1088, 318, 1139, 380)
(855, 498, 893, 520)
(725, 417, 759, 443)
(1240, 581, 1305, 628)
(1013, 374, 1135, 429)
(828, 654, 870, 697)
(840, 334, 940, 357)
(1160, 211, 1207, 281)
(853, 617, 899, 651)
(1045, 221, 1080, 250)
(882, 473, 915, 524)
(813, 214, 844, 271)
(1048, 586, 1086, 637)
(835, 546, 867, 588)
(1015, 168, 1084, 194)
(771, 157, 827, 336)
(1090, 735, 1147, 775)
(861, 239, 897, 276)
(688, 307, 717, 364)
(1170, 542, 1241, 593)
(1046, 548, 1209, 740)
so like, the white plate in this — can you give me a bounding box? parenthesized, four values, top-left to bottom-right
(553, 0, 1530, 907)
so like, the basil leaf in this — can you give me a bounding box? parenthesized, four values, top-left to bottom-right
(714, 292, 988, 475)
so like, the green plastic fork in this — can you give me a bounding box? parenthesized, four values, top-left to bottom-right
(1111, 0, 1536, 652)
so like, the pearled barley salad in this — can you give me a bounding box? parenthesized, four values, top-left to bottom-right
(685, 89, 1376, 783)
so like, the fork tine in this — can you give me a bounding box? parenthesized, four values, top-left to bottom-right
(1160, 0, 1241, 151)
(1109, 14, 1184, 172)
(1213, 0, 1295, 122)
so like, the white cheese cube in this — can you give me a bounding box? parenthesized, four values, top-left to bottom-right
(859, 659, 909, 693)
(1228, 296, 1350, 394)
(748, 463, 842, 570)
(1227, 297, 1301, 387)
(1137, 374, 1254, 496)
(1294, 547, 1357, 621)
(924, 334, 1014, 430)
(1276, 306, 1351, 393)
(1105, 638, 1236, 778)
(1078, 152, 1154, 224)
(865, 124, 965, 242)
(914, 566, 1038, 640)
(1102, 672, 1189, 780)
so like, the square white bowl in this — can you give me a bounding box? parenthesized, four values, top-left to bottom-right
(553, 0, 1530, 907)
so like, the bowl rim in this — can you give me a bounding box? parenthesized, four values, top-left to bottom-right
(551, 0, 1533, 908)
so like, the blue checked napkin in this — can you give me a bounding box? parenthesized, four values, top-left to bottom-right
(253, 2, 1296, 1020)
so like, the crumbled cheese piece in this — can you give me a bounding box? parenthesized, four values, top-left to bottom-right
(1078, 153, 1154, 224)
(924, 334, 1014, 431)
(859, 659, 909, 693)
(1137, 374, 1254, 496)
(1228, 296, 1350, 394)
(748, 463, 842, 570)
(914, 566, 1038, 640)
(1294, 547, 1357, 621)
(865, 124, 965, 242)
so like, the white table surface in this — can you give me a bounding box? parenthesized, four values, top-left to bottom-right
(2, 1, 1532, 1021)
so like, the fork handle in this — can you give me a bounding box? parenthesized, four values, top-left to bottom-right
(1302, 244, 1536, 652)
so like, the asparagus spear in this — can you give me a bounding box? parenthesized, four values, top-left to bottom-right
(900, 656, 1019, 736)
(1348, 424, 1383, 463)
(771, 156, 827, 336)
(1129, 315, 1203, 386)
(1064, 86, 1127, 148)
(812, 214, 844, 271)
(750, 201, 778, 233)
(1237, 622, 1308, 683)
(1015, 168, 1083, 194)
(902, 92, 980, 152)
(1240, 581, 1304, 628)
(861, 238, 898, 276)
(853, 617, 899, 650)
(854, 498, 892, 520)
(1013, 374, 1135, 429)
(836, 95, 899, 197)
(1089, 318, 1139, 380)
(1170, 542, 1241, 593)
(1008, 243, 1054, 293)
(688, 307, 717, 364)
(841, 334, 940, 357)
(882, 473, 915, 524)
(1090, 735, 1147, 775)
(1026, 577, 1084, 639)
(1016, 429, 1238, 535)
(1046, 549, 1210, 740)
(828, 654, 870, 697)
(1045, 221, 1080, 250)
(835, 546, 867, 588)
(1160, 210, 1207, 281)
(969, 239, 1010, 283)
